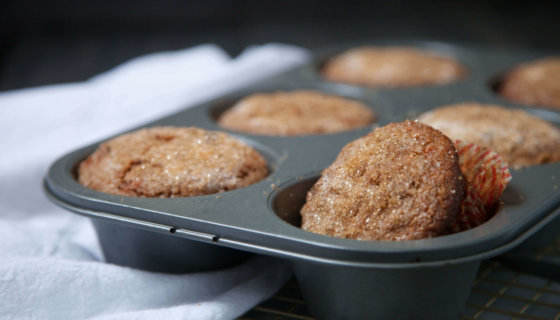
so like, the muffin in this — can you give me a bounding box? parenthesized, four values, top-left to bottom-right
(217, 90, 375, 136)
(322, 47, 466, 87)
(78, 127, 268, 197)
(300, 121, 464, 241)
(499, 57, 560, 109)
(418, 103, 560, 167)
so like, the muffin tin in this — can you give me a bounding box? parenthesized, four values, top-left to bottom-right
(44, 40, 560, 320)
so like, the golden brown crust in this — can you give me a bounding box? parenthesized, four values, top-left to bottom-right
(322, 47, 466, 87)
(300, 121, 464, 241)
(78, 127, 268, 197)
(499, 57, 560, 109)
(217, 90, 375, 136)
(418, 103, 560, 167)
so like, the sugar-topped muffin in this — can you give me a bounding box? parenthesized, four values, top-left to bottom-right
(322, 47, 466, 87)
(499, 57, 560, 109)
(300, 121, 464, 241)
(78, 127, 268, 197)
(217, 90, 375, 136)
(418, 103, 560, 167)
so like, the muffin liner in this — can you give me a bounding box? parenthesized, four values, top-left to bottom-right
(453, 140, 512, 232)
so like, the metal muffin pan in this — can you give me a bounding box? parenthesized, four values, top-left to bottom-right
(44, 41, 560, 320)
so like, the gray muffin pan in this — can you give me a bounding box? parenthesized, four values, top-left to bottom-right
(44, 40, 560, 320)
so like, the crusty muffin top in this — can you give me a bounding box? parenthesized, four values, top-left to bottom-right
(218, 90, 375, 136)
(322, 47, 466, 87)
(301, 121, 464, 241)
(500, 57, 560, 109)
(78, 127, 268, 197)
(418, 103, 560, 167)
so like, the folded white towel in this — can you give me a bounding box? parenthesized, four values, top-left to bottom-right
(0, 43, 310, 320)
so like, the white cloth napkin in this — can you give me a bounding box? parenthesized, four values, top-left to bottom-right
(0, 43, 310, 320)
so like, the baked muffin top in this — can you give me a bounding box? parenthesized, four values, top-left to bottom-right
(217, 90, 375, 136)
(499, 57, 560, 109)
(322, 47, 466, 87)
(301, 121, 464, 241)
(418, 103, 560, 167)
(78, 126, 268, 197)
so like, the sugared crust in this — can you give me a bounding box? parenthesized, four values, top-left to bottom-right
(300, 121, 464, 241)
(418, 103, 560, 167)
(78, 127, 268, 197)
(322, 47, 466, 87)
(217, 90, 375, 136)
(499, 57, 560, 109)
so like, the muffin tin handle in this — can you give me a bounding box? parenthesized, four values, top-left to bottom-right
(44, 184, 222, 244)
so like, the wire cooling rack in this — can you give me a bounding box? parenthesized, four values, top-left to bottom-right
(241, 236, 560, 320)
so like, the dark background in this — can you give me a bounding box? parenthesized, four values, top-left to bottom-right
(1, 0, 559, 92)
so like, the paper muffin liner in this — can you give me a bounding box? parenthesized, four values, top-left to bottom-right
(451, 140, 512, 232)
